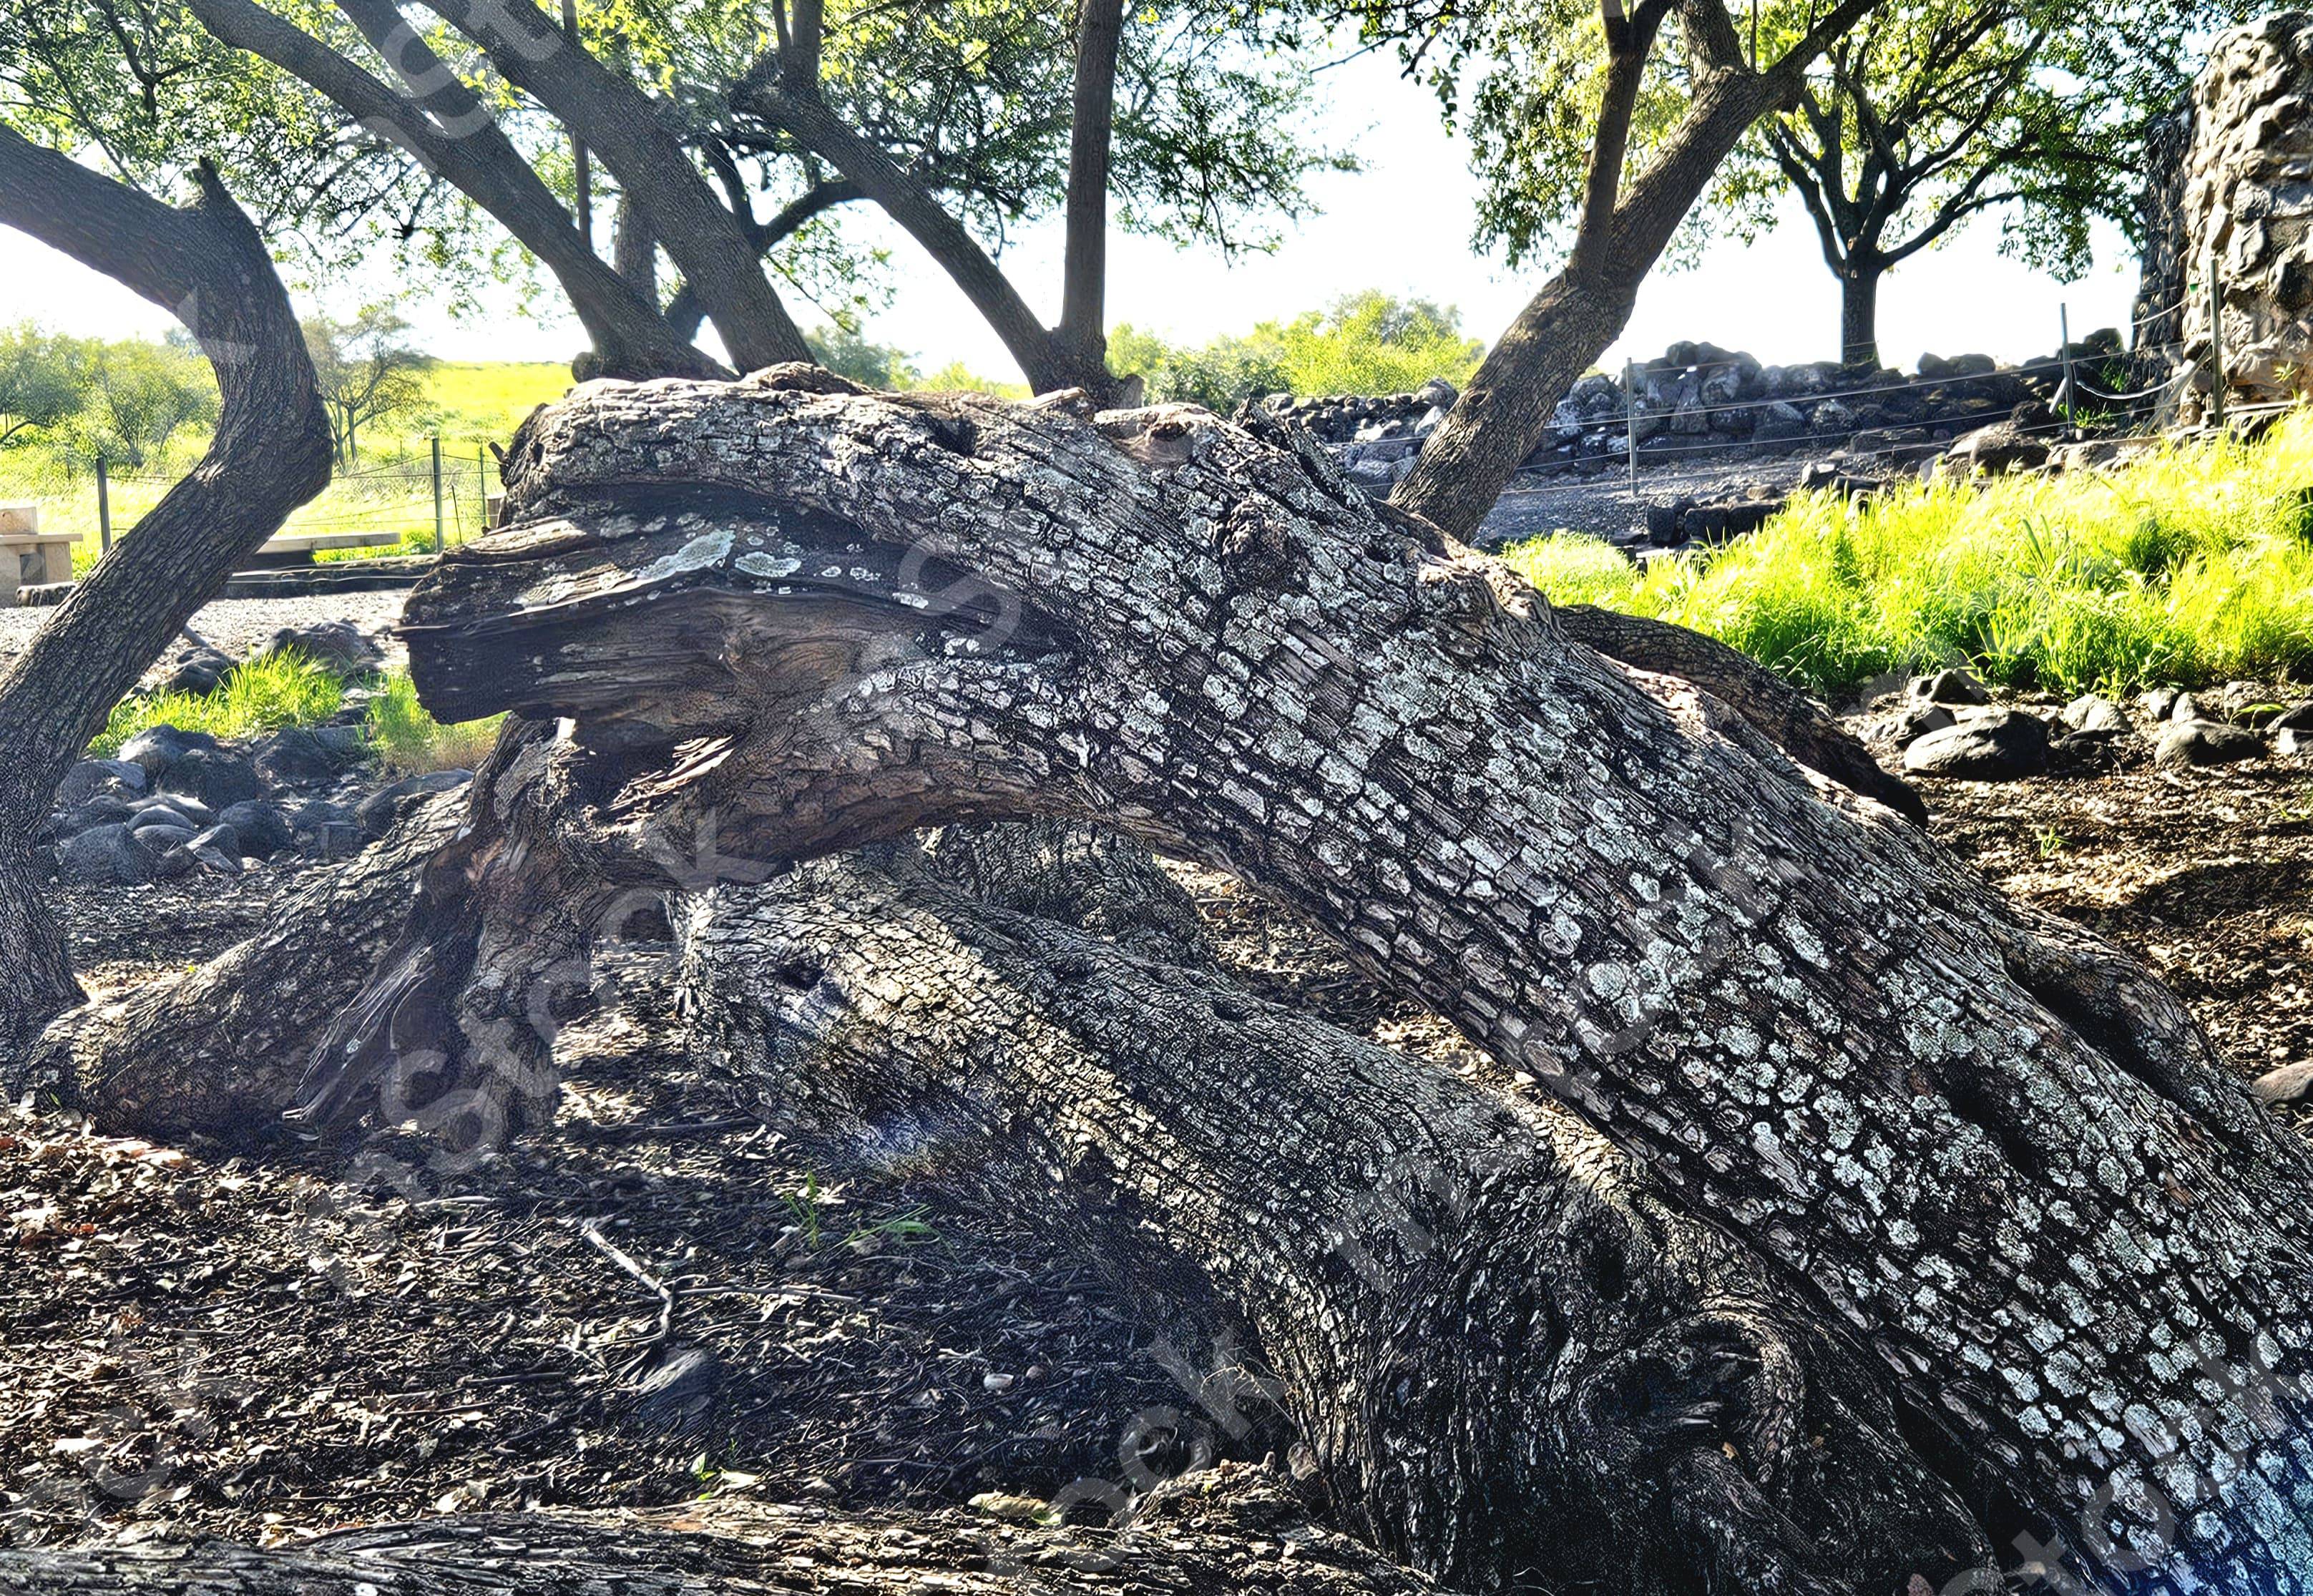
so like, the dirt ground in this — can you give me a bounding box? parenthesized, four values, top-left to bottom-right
(3, 738, 2307, 1553)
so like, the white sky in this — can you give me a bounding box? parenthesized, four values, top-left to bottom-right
(0, 50, 2143, 377)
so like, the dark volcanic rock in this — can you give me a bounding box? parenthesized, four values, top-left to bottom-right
(1901, 710, 2050, 780)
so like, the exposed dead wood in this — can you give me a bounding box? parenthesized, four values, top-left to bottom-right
(78, 375, 2313, 1590)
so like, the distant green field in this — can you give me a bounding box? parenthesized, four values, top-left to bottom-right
(0, 360, 578, 569)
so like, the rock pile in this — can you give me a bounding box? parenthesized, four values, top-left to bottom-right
(39, 620, 471, 888)
(1253, 337, 2138, 488)
(1871, 667, 2312, 781)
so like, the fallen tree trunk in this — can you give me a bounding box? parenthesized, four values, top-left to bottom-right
(678, 844, 1989, 1590)
(85, 376, 2313, 1588)
(0, 1467, 1435, 1595)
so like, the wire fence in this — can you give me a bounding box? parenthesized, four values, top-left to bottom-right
(1, 444, 500, 574)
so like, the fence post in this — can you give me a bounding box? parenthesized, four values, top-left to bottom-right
(95, 456, 111, 556)
(430, 436, 445, 554)
(2204, 246, 2226, 429)
(2058, 302, 2075, 433)
(1623, 361, 1639, 502)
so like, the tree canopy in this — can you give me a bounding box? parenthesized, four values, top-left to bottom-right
(1368, 0, 2251, 363)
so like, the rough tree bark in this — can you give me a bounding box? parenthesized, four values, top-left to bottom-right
(318, 375, 2311, 1591)
(0, 1470, 1437, 1596)
(36, 378, 2313, 1587)
(673, 843, 1990, 1590)
(0, 132, 332, 1058)
(1394, 0, 1889, 540)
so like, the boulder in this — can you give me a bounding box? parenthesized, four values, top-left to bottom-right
(55, 758, 147, 807)
(2278, 728, 2309, 758)
(1912, 667, 1991, 706)
(1887, 702, 1957, 745)
(355, 770, 472, 838)
(2060, 694, 2131, 735)
(1810, 398, 1857, 436)
(47, 796, 134, 841)
(217, 800, 294, 858)
(159, 748, 263, 810)
(1943, 421, 2049, 475)
(253, 620, 385, 678)
(2267, 700, 2313, 731)
(2153, 720, 2263, 767)
(185, 824, 245, 875)
(1751, 401, 1810, 444)
(251, 727, 345, 785)
(1901, 710, 2050, 780)
(129, 822, 197, 856)
(2139, 687, 2181, 723)
(293, 800, 366, 861)
(56, 822, 157, 886)
(1412, 376, 1458, 411)
(116, 725, 217, 778)
(2251, 1060, 2313, 1105)
(157, 643, 236, 695)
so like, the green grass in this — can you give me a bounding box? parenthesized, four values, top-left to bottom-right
(90, 650, 344, 758)
(2, 360, 568, 571)
(365, 670, 504, 775)
(1505, 412, 2313, 697)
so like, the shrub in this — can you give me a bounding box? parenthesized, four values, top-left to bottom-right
(366, 670, 504, 775)
(1502, 411, 2313, 697)
(91, 650, 344, 757)
(1110, 324, 1290, 411)
(1267, 291, 1483, 398)
(1107, 292, 1485, 411)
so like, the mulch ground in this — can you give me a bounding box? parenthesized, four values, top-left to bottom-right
(4, 735, 2308, 1552)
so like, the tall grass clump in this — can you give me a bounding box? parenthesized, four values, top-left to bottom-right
(90, 650, 344, 757)
(1504, 411, 2313, 697)
(366, 670, 503, 775)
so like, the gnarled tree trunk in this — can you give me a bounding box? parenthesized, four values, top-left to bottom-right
(0, 134, 333, 1058)
(675, 843, 1990, 1591)
(44, 376, 2313, 1590)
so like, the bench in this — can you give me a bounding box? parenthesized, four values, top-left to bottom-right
(0, 504, 78, 606)
(240, 529, 401, 569)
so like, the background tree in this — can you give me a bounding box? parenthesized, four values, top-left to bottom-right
(0, 129, 330, 1054)
(1322, 0, 1895, 542)
(67, 334, 219, 468)
(0, 323, 92, 447)
(0, 0, 509, 307)
(303, 306, 434, 464)
(803, 323, 919, 388)
(725, 0, 1348, 393)
(1728, 0, 2255, 365)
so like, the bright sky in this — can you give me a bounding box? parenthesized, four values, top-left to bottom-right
(0, 49, 2143, 378)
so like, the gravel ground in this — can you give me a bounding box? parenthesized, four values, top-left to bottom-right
(0, 593, 411, 683)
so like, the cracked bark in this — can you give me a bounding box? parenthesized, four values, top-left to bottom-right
(675, 843, 1988, 1590)
(55, 375, 2313, 1589)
